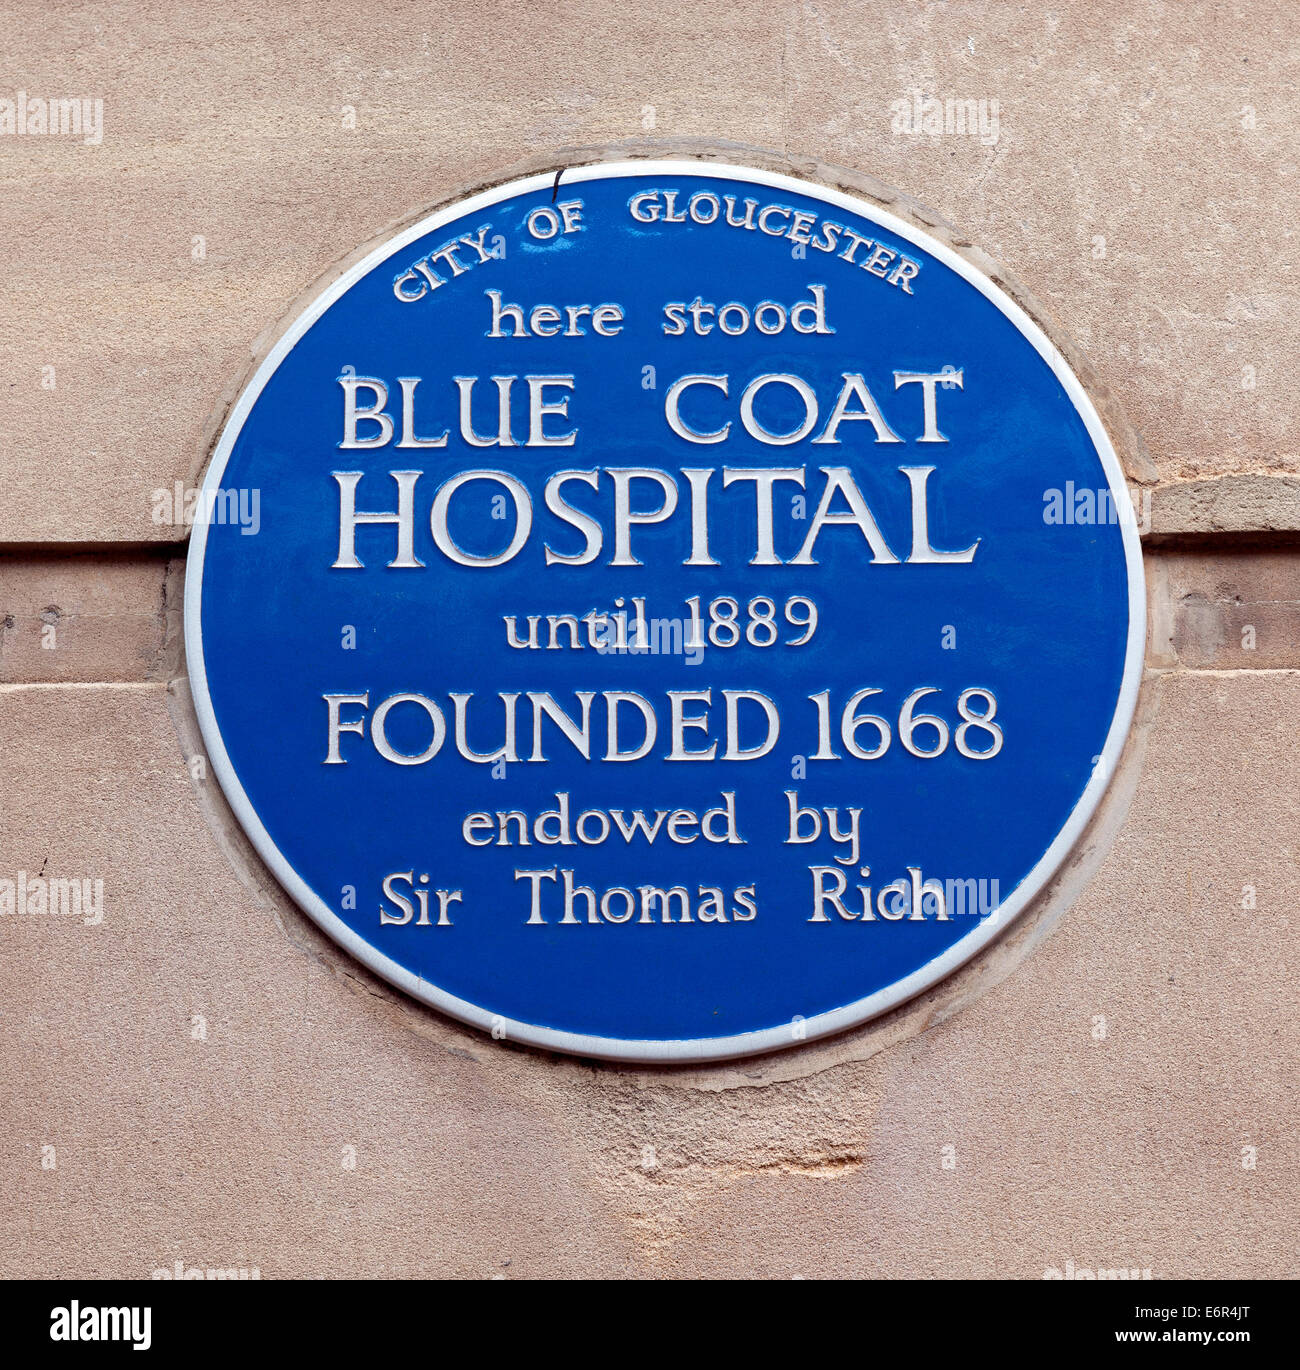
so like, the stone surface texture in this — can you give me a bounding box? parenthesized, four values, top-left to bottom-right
(0, 1, 1296, 1279)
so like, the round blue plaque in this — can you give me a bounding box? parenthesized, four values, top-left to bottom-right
(186, 161, 1144, 1062)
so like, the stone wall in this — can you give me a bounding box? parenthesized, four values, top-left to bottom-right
(1, 1, 1295, 1278)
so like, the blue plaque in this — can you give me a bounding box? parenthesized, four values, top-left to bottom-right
(186, 161, 1144, 1062)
